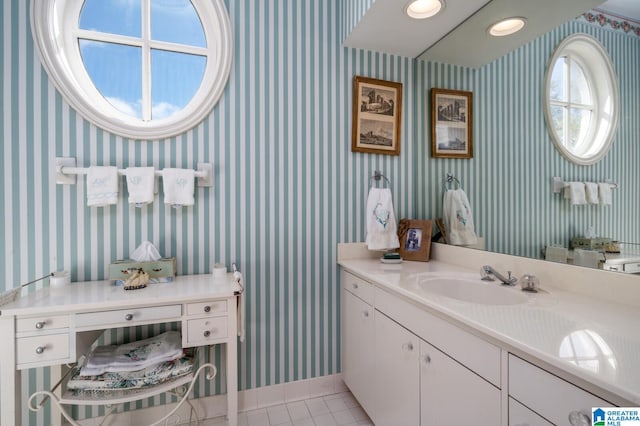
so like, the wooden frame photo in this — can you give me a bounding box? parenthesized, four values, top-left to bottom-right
(398, 219, 433, 262)
(431, 88, 473, 159)
(352, 76, 402, 156)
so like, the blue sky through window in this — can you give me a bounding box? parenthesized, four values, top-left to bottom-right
(78, 0, 206, 121)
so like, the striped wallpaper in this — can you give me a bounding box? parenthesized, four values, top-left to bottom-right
(341, 0, 376, 43)
(1, 0, 638, 423)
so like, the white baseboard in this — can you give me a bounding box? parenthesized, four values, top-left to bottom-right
(69, 374, 346, 425)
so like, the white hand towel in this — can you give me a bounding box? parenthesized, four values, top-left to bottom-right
(162, 168, 195, 207)
(443, 189, 477, 246)
(234, 271, 245, 343)
(564, 182, 586, 205)
(365, 188, 400, 251)
(584, 182, 599, 204)
(598, 182, 613, 205)
(126, 167, 155, 206)
(86, 166, 118, 207)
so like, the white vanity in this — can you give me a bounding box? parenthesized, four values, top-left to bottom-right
(0, 273, 241, 425)
(339, 243, 640, 425)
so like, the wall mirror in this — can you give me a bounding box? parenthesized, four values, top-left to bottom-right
(543, 33, 619, 165)
(31, 0, 233, 140)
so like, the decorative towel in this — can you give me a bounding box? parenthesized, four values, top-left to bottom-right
(598, 182, 612, 205)
(443, 189, 477, 246)
(80, 331, 183, 376)
(86, 166, 118, 207)
(564, 182, 586, 205)
(162, 168, 195, 207)
(584, 182, 599, 204)
(234, 271, 245, 343)
(365, 188, 400, 251)
(126, 167, 155, 206)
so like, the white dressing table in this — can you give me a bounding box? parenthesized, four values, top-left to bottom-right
(0, 274, 240, 425)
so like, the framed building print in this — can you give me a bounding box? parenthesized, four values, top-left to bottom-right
(431, 88, 473, 159)
(352, 76, 402, 156)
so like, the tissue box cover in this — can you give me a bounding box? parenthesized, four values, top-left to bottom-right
(109, 258, 177, 280)
(571, 237, 611, 250)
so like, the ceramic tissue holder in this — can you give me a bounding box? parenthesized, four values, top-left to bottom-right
(108, 241, 177, 284)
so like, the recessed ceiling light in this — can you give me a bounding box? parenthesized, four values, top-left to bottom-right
(488, 17, 527, 36)
(405, 0, 444, 20)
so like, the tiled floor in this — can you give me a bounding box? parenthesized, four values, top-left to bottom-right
(198, 391, 373, 426)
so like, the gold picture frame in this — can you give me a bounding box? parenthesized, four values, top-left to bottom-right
(431, 88, 473, 159)
(398, 219, 433, 262)
(352, 76, 402, 156)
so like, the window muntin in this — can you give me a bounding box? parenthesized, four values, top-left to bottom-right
(31, 0, 232, 140)
(543, 33, 619, 165)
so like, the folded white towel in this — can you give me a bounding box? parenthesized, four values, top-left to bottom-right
(365, 188, 400, 251)
(564, 182, 586, 205)
(162, 168, 195, 207)
(443, 189, 477, 246)
(234, 271, 245, 343)
(584, 182, 599, 204)
(598, 182, 612, 205)
(126, 167, 155, 206)
(86, 166, 119, 207)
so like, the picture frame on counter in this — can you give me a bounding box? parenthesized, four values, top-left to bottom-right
(431, 88, 473, 159)
(352, 76, 402, 156)
(398, 218, 433, 262)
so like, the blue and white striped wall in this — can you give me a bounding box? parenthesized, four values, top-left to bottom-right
(1, 0, 638, 423)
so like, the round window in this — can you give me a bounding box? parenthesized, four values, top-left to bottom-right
(31, 0, 233, 140)
(543, 33, 619, 165)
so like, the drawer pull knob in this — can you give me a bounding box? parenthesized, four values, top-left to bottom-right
(362, 311, 369, 318)
(204, 305, 211, 313)
(35, 346, 45, 354)
(568, 411, 590, 426)
(352, 283, 358, 289)
(125, 313, 134, 321)
(402, 342, 414, 352)
(204, 330, 211, 337)
(35, 321, 46, 329)
(423, 355, 431, 364)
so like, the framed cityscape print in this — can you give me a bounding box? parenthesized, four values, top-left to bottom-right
(431, 88, 473, 159)
(352, 76, 402, 156)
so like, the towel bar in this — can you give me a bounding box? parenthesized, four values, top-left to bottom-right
(55, 157, 213, 187)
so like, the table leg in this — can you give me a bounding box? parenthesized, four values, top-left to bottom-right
(0, 317, 21, 425)
(227, 297, 238, 426)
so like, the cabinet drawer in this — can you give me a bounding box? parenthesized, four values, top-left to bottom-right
(17, 315, 70, 333)
(509, 355, 612, 425)
(185, 317, 228, 346)
(186, 300, 227, 316)
(343, 271, 375, 305)
(509, 397, 553, 426)
(76, 305, 182, 329)
(17, 333, 70, 367)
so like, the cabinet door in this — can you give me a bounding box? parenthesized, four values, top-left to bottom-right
(420, 339, 500, 426)
(375, 310, 420, 426)
(342, 290, 376, 418)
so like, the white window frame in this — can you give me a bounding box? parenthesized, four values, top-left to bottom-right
(31, 0, 233, 140)
(543, 33, 619, 166)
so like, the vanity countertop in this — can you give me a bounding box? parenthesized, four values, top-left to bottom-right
(339, 258, 640, 406)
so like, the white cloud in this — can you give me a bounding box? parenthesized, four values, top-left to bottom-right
(152, 101, 181, 119)
(105, 96, 141, 118)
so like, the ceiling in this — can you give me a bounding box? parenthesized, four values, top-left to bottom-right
(343, 0, 632, 68)
(597, 0, 640, 22)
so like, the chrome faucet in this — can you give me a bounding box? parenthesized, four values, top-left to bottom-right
(481, 265, 518, 286)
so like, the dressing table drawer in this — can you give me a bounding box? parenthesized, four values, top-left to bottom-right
(75, 305, 182, 329)
(184, 317, 228, 347)
(17, 315, 70, 334)
(186, 300, 227, 316)
(16, 333, 70, 368)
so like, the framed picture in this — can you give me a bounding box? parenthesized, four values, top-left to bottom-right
(352, 76, 402, 156)
(397, 219, 433, 262)
(431, 88, 473, 159)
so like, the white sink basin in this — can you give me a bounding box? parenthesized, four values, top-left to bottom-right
(408, 273, 529, 305)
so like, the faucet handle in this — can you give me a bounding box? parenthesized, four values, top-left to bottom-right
(480, 266, 495, 281)
(506, 271, 518, 285)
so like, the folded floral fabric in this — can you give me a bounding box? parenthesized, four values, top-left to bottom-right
(69, 349, 194, 391)
(80, 331, 183, 376)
